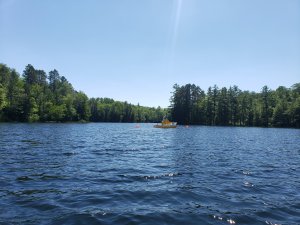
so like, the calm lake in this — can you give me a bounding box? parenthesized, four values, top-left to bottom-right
(0, 123, 299, 225)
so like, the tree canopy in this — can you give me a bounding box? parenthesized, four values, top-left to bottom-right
(170, 83, 300, 128)
(1, 63, 299, 128)
(0, 63, 166, 123)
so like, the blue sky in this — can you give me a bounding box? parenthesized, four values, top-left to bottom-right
(0, 0, 299, 107)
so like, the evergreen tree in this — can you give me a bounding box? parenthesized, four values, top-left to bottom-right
(0, 63, 299, 127)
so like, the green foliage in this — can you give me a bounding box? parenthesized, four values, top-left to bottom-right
(88, 98, 165, 123)
(170, 84, 204, 124)
(0, 63, 165, 123)
(74, 91, 90, 121)
(0, 84, 6, 111)
(170, 83, 300, 128)
(49, 104, 66, 122)
(1, 63, 298, 127)
(0, 64, 11, 86)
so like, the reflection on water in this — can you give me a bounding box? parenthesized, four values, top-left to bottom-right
(0, 123, 299, 225)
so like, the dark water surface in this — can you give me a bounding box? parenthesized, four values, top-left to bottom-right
(0, 123, 299, 225)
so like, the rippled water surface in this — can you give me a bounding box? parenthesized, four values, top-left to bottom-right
(0, 123, 299, 225)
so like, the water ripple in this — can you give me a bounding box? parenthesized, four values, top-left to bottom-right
(0, 123, 299, 224)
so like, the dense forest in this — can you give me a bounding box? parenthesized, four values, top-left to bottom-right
(170, 83, 300, 128)
(0, 64, 166, 122)
(1, 63, 299, 128)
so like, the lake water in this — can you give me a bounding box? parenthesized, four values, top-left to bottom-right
(0, 123, 299, 225)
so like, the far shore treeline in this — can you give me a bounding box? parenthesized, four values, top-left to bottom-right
(0, 63, 299, 128)
(170, 83, 300, 128)
(0, 64, 166, 123)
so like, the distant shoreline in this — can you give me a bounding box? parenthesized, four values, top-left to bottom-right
(0, 63, 299, 128)
(1, 121, 299, 129)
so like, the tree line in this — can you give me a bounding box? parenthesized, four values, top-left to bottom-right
(0, 64, 166, 122)
(170, 83, 300, 128)
(1, 63, 299, 127)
